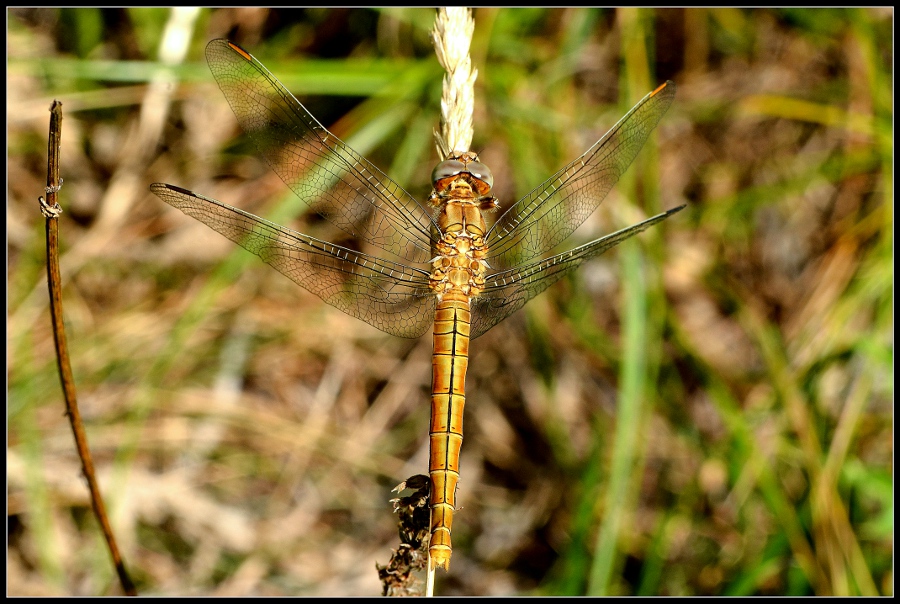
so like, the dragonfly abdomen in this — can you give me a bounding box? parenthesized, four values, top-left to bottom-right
(429, 290, 471, 570)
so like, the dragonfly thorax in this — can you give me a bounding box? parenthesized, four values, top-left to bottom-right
(429, 198, 489, 298)
(428, 240, 487, 297)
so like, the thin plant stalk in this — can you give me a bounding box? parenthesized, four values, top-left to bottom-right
(41, 100, 137, 596)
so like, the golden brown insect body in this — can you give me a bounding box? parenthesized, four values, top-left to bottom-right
(426, 151, 497, 569)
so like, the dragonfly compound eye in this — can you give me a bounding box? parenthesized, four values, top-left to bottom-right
(432, 160, 466, 186)
(464, 161, 493, 190)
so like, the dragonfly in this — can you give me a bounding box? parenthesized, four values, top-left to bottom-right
(151, 39, 683, 571)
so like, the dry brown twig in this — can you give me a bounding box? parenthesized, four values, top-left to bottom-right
(41, 100, 137, 596)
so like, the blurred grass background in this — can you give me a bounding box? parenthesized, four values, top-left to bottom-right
(7, 7, 892, 596)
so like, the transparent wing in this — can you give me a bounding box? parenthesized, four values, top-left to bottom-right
(205, 38, 437, 264)
(151, 184, 436, 339)
(470, 206, 684, 339)
(485, 81, 676, 270)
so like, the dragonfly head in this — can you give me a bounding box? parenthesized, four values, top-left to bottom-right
(431, 151, 494, 198)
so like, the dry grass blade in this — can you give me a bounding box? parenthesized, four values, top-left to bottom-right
(431, 7, 476, 156)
